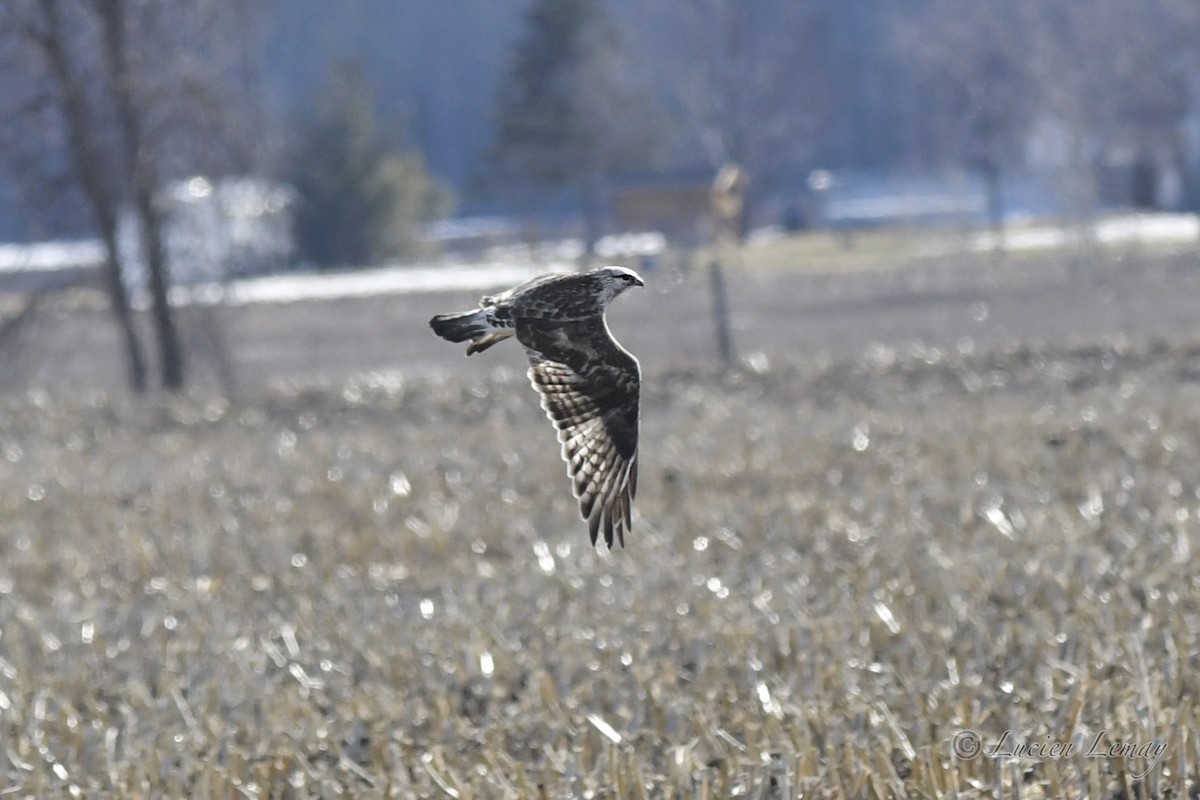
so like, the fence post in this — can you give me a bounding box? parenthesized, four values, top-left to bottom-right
(710, 163, 747, 368)
(708, 258, 734, 367)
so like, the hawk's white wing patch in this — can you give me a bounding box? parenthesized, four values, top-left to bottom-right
(528, 357, 638, 547)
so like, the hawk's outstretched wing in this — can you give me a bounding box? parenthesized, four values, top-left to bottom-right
(519, 318, 639, 547)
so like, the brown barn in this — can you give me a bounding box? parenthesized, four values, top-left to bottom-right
(611, 170, 716, 242)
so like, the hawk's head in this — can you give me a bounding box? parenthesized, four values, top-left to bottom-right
(592, 266, 645, 305)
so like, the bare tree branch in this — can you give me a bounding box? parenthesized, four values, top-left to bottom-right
(0, 0, 266, 392)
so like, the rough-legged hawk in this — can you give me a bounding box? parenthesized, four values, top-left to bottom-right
(430, 266, 643, 548)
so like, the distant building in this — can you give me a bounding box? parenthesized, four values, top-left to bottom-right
(611, 169, 716, 243)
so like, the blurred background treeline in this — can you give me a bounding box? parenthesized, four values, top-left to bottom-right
(5, 0, 1200, 245)
(1, 0, 1199, 390)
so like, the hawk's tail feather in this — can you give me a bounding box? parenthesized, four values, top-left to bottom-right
(430, 309, 513, 355)
(429, 309, 490, 343)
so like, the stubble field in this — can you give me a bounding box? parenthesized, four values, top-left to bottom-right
(3, 246, 1200, 797)
(3, 334, 1200, 797)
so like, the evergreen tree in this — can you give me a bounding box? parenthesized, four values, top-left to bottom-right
(493, 0, 600, 189)
(491, 0, 660, 247)
(289, 63, 452, 267)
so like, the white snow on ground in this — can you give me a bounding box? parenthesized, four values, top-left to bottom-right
(160, 261, 573, 308)
(0, 240, 104, 272)
(3, 214, 1197, 308)
(1094, 213, 1200, 243)
(963, 213, 1200, 254)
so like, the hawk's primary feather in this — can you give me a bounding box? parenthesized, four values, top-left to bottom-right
(430, 266, 643, 548)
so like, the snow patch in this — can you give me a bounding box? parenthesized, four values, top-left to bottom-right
(151, 262, 573, 308)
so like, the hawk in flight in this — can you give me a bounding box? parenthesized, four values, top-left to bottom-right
(430, 266, 644, 548)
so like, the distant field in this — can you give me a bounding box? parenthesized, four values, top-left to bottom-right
(725, 213, 1200, 273)
(2, 243, 1200, 395)
(2, 338, 1200, 796)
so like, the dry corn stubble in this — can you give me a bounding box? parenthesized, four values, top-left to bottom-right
(1, 340, 1199, 797)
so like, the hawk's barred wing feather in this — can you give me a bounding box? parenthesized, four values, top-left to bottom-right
(523, 323, 639, 547)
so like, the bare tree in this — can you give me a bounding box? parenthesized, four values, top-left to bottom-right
(1018, 0, 1200, 219)
(899, 0, 1200, 234)
(0, 0, 148, 390)
(94, 0, 189, 387)
(1082, 0, 1196, 206)
(900, 0, 1037, 245)
(643, 0, 828, 221)
(0, 0, 264, 391)
(633, 1, 826, 367)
